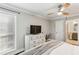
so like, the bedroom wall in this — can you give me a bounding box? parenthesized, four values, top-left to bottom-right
(16, 13, 51, 49)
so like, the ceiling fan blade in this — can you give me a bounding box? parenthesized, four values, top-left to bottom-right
(63, 3, 71, 8)
(62, 12, 70, 16)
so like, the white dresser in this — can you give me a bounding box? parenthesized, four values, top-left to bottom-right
(25, 34, 45, 50)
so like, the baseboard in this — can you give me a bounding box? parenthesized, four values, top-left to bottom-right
(5, 48, 25, 55)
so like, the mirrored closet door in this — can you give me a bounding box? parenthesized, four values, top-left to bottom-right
(65, 19, 79, 45)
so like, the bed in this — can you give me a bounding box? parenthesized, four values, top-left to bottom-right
(48, 43, 74, 55)
(43, 42, 79, 55)
(19, 40, 79, 55)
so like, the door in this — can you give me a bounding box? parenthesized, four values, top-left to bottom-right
(55, 20, 65, 41)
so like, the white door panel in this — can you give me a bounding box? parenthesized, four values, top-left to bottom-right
(55, 20, 65, 41)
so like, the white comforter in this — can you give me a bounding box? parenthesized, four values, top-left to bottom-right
(49, 42, 79, 55)
(20, 40, 79, 55)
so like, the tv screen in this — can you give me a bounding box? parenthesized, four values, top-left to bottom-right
(30, 25, 41, 34)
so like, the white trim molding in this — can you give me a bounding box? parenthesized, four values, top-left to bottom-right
(4, 48, 25, 55)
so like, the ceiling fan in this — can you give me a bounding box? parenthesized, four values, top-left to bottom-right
(47, 3, 71, 16)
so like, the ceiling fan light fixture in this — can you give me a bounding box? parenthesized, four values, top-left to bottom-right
(60, 7, 65, 11)
(57, 12, 62, 15)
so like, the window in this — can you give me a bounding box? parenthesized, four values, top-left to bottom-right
(0, 12, 16, 54)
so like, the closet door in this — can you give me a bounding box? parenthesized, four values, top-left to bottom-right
(55, 20, 65, 41)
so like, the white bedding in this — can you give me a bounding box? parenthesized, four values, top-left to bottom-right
(20, 40, 79, 55)
(49, 42, 79, 55)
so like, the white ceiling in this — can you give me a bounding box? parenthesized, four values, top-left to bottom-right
(8, 3, 79, 20)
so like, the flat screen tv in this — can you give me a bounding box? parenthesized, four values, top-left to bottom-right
(30, 25, 41, 34)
